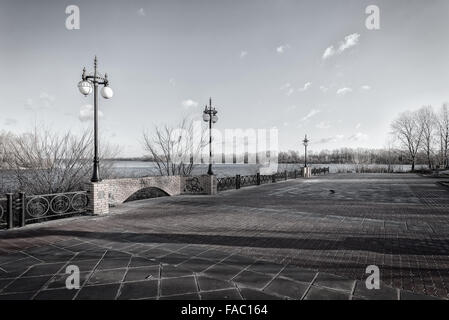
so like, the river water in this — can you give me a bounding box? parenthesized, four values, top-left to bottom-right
(109, 161, 419, 178)
(0, 161, 421, 193)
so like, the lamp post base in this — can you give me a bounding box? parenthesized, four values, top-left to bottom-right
(301, 166, 312, 178)
(207, 164, 214, 176)
(91, 161, 101, 183)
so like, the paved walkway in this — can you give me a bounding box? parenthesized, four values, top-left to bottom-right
(0, 173, 448, 300)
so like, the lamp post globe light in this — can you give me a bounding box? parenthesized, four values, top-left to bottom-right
(303, 134, 309, 168)
(203, 98, 218, 175)
(78, 56, 113, 182)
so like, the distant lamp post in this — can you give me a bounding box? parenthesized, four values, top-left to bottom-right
(78, 56, 113, 182)
(203, 98, 218, 175)
(303, 134, 309, 168)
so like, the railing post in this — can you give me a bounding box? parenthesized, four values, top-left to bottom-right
(19, 192, 26, 227)
(236, 175, 241, 189)
(294, 170, 297, 179)
(6, 193, 13, 229)
(272, 174, 276, 183)
(256, 173, 261, 185)
(285, 170, 288, 181)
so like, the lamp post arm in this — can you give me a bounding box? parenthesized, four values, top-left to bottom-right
(85, 75, 107, 83)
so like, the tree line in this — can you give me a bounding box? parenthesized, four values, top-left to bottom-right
(391, 104, 449, 171)
(279, 104, 449, 171)
(278, 148, 404, 165)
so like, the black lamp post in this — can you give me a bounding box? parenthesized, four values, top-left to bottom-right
(203, 98, 218, 175)
(303, 134, 309, 168)
(78, 56, 114, 182)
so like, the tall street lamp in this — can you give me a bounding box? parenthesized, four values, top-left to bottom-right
(303, 134, 309, 168)
(203, 98, 218, 175)
(78, 56, 114, 182)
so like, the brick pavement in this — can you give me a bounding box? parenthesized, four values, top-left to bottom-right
(0, 173, 448, 300)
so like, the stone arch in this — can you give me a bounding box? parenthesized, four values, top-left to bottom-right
(105, 176, 181, 206)
(124, 187, 169, 203)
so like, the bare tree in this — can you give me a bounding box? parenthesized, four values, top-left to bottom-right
(0, 131, 14, 169)
(0, 132, 15, 193)
(417, 106, 437, 169)
(437, 103, 449, 168)
(142, 118, 207, 176)
(384, 137, 397, 173)
(391, 110, 424, 171)
(4, 127, 118, 194)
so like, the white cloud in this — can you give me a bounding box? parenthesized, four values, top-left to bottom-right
(280, 83, 294, 96)
(24, 98, 33, 108)
(285, 105, 297, 112)
(361, 85, 371, 90)
(169, 78, 176, 86)
(286, 88, 294, 96)
(355, 123, 361, 129)
(319, 86, 329, 93)
(322, 46, 335, 59)
(4, 118, 17, 126)
(317, 137, 334, 144)
(322, 33, 360, 60)
(181, 99, 199, 109)
(39, 92, 56, 108)
(276, 44, 290, 53)
(137, 8, 146, 16)
(338, 33, 360, 53)
(316, 121, 331, 129)
(25, 92, 56, 110)
(348, 132, 368, 141)
(336, 87, 353, 96)
(299, 82, 312, 92)
(301, 109, 321, 122)
(240, 51, 248, 58)
(316, 134, 345, 144)
(280, 83, 291, 90)
(79, 104, 104, 122)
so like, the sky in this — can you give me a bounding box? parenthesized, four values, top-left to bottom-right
(1, 0, 449, 157)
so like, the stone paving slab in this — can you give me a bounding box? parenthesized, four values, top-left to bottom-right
(0, 174, 448, 299)
(0, 237, 444, 300)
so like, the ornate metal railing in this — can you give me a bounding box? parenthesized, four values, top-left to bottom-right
(217, 167, 330, 193)
(240, 175, 258, 187)
(260, 175, 272, 184)
(24, 191, 89, 223)
(312, 167, 330, 175)
(0, 191, 89, 230)
(273, 171, 287, 181)
(217, 176, 237, 191)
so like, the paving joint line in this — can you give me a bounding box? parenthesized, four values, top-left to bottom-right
(300, 272, 319, 300)
(71, 249, 108, 300)
(30, 251, 81, 300)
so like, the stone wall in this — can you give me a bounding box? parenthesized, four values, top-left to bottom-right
(181, 175, 217, 195)
(105, 176, 181, 206)
(85, 175, 218, 215)
(84, 181, 109, 215)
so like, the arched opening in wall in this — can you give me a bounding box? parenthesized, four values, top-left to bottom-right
(124, 187, 170, 203)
